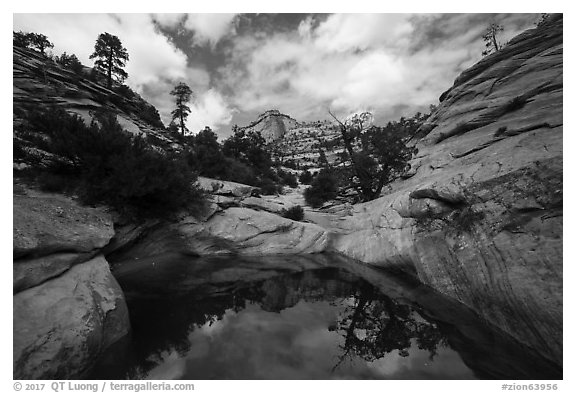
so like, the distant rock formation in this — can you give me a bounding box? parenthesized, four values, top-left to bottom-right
(240, 109, 300, 142)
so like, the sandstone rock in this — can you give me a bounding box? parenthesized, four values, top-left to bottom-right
(212, 195, 239, 209)
(240, 109, 300, 142)
(13, 194, 114, 259)
(331, 15, 563, 366)
(13, 251, 97, 293)
(109, 207, 329, 261)
(13, 255, 130, 379)
(239, 196, 295, 214)
(197, 177, 256, 198)
(201, 208, 328, 254)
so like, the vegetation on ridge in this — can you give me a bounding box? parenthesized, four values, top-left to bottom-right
(16, 108, 205, 219)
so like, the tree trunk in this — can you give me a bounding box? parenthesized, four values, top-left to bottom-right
(373, 164, 390, 199)
(337, 125, 374, 201)
(107, 49, 113, 89)
(180, 111, 185, 136)
(328, 111, 375, 201)
(492, 31, 500, 51)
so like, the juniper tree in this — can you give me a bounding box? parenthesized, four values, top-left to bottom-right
(170, 82, 193, 135)
(14, 32, 54, 55)
(13, 31, 31, 48)
(328, 110, 416, 202)
(90, 32, 129, 89)
(28, 33, 54, 55)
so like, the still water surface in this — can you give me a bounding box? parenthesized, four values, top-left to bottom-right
(90, 254, 560, 380)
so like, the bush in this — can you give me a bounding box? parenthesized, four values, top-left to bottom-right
(259, 177, 283, 195)
(222, 157, 258, 186)
(494, 126, 507, 138)
(283, 159, 299, 170)
(299, 170, 314, 185)
(37, 172, 79, 194)
(55, 52, 84, 75)
(282, 205, 304, 221)
(26, 108, 205, 218)
(304, 169, 338, 208)
(504, 96, 527, 113)
(277, 169, 298, 188)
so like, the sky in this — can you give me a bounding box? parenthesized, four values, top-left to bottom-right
(13, 13, 541, 138)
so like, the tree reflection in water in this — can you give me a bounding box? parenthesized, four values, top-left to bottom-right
(332, 283, 447, 371)
(90, 257, 561, 380)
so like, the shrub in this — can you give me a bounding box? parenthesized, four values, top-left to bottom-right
(299, 170, 314, 185)
(55, 52, 84, 75)
(304, 169, 338, 208)
(222, 157, 258, 186)
(283, 159, 299, 170)
(494, 126, 507, 138)
(115, 84, 136, 99)
(278, 169, 298, 188)
(504, 96, 527, 113)
(26, 107, 205, 218)
(37, 172, 79, 194)
(448, 207, 486, 234)
(282, 205, 304, 221)
(259, 177, 283, 195)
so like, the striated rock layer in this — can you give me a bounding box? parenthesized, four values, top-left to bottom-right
(330, 15, 563, 366)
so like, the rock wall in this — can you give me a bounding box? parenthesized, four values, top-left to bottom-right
(330, 15, 563, 365)
(13, 189, 130, 379)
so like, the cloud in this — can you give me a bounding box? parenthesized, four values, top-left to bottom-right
(13, 14, 189, 90)
(13, 13, 539, 133)
(186, 89, 235, 134)
(151, 13, 186, 29)
(313, 13, 414, 53)
(13, 13, 236, 132)
(140, 66, 212, 128)
(184, 13, 238, 48)
(218, 13, 538, 124)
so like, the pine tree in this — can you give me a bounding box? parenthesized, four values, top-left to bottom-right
(89, 32, 129, 89)
(482, 23, 504, 56)
(170, 82, 193, 135)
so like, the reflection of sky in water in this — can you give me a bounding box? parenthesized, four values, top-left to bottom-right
(143, 301, 475, 380)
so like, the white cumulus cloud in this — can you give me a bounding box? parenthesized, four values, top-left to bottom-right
(13, 13, 189, 90)
(186, 89, 235, 134)
(184, 13, 238, 48)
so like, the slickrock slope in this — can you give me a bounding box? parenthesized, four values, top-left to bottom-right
(107, 179, 329, 262)
(331, 15, 563, 366)
(13, 189, 129, 379)
(13, 46, 179, 160)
